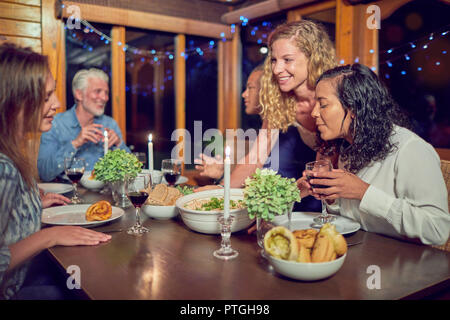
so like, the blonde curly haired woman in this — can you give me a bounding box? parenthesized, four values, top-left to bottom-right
(222, 20, 337, 212)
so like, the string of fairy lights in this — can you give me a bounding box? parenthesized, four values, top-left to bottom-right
(64, 7, 449, 94)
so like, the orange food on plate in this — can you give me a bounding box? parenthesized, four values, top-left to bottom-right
(86, 200, 112, 221)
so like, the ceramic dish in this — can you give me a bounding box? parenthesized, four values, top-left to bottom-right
(176, 189, 253, 234)
(42, 204, 124, 227)
(80, 171, 105, 190)
(273, 211, 361, 235)
(38, 183, 73, 195)
(142, 204, 178, 220)
(267, 253, 347, 281)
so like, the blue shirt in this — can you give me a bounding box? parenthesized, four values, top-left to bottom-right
(0, 153, 41, 299)
(264, 126, 321, 212)
(38, 105, 130, 182)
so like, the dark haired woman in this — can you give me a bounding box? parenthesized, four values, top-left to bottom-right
(302, 63, 449, 245)
(0, 44, 111, 299)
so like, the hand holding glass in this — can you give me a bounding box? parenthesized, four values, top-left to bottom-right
(125, 173, 151, 235)
(305, 159, 334, 226)
(64, 157, 85, 204)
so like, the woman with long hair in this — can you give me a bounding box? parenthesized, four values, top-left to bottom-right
(302, 63, 449, 245)
(0, 44, 111, 300)
(198, 20, 337, 212)
(230, 20, 337, 211)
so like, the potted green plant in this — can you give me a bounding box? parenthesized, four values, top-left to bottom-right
(243, 168, 301, 248)
(94, 149, 143, 207)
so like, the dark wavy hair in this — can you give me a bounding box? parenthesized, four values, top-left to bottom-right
(316, 64, 411, 174)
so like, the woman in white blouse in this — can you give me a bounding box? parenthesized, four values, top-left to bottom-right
(301, 63, 449, 245)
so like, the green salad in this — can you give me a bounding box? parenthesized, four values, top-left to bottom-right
(199, 197, 244, 211)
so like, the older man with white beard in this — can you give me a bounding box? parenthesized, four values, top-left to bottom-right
(38, 68, 130, 182)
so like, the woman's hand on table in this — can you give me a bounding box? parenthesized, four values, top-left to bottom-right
(308, 169, 370, 201)
(41, 192, 71, 208)
(43, 226, 111, 247)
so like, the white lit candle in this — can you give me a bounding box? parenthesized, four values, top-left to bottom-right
(103, 130, 108, 156)
(148, 133, 154, 174)
(224, 145, 231, 220)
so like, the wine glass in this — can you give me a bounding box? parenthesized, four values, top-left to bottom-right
(64, 157, 86, 204)
(125, 173, 152, 235)
(305, 159, 335, 226)
(161, 159, 182, 186)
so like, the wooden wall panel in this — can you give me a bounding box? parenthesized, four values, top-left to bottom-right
(217, 26, 241, 132)
(0, 2, 41, 22)
(0, 0, 42, 53)
(175, 34, 186, 131)
(336, 0, 378, 70)
(0, 35, 41, 51)
(1, 0, 40, 6)
(42, 0, 66, 111)
(0, 18, 41, 38)
(61, 1, 232, 40)
(111, 26, 126, 143)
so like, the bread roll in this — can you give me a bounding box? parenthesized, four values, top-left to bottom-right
(311, 234, 336, 262)
(293, 229, 318, 249)
(264, 226, 299, 261)
(297, 245, 312, 263)
(86, 200, 112, 221)
(318, 223, 348, 256)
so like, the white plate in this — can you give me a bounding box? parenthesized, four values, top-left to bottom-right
(42, 204, 124, 227)
(273, 211, 361, 235)
(38, 183, 74, 195)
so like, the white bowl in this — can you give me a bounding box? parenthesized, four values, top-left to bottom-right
(80, 171, 105, 190)
(176, 189, 253, 234)
(142, 204, 178, 220)
(267, 253, 346, 281)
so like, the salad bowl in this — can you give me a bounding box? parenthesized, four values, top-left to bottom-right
(175, 189, 253, 234)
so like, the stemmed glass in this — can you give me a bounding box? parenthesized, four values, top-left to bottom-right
(305, 159, 335, 226)
(64, 157, 85, 204)
(125, 173, 152, 235)
(161, 159, 182, 186)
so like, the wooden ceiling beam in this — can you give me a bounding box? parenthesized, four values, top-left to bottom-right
(60, 0, 233, 39)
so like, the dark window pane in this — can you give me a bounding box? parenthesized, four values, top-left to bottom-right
(65, 22, 112, 116)
(379, 0, 450, 147)
(185, 35, 218, 169)
(125, 28, 176, 169)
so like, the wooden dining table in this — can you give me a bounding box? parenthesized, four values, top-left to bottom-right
(45, 187, 450, 300)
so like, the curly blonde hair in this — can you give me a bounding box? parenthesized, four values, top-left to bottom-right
(260, 20, 337, 131)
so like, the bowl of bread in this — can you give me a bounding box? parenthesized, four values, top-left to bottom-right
(80, 170, 105, 190)
(175, 189, 253, 234)
(264, 223, 347, 281)
(142, 184, 183, 219)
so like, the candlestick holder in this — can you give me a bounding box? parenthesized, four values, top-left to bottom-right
(213, 214, 238, 260)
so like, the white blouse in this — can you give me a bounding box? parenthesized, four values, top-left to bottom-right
(328, 125, 449, 245)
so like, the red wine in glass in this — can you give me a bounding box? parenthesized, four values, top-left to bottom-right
(306, 175, 330, 189)
(66, 169, 84, 184)
(164, 171, 180, 186)
(127, 191, 149, 208)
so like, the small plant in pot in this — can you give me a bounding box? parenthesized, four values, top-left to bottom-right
(243, 168, 301, 248)
(94, 149, 143, 207)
